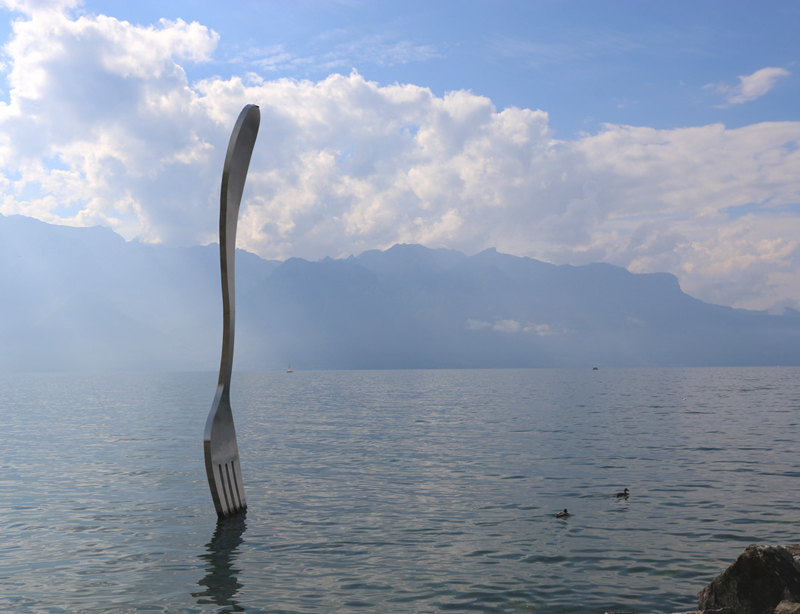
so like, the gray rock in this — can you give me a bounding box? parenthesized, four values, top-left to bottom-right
(774, 600, 800, 614)
(603, 609, 734, 614)
(697, 545, 800, 614)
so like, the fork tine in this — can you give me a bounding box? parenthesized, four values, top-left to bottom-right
(230, 459, 246, 509)
(218, 464, 232, 513)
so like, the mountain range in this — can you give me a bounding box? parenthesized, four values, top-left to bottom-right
(2, 213, 800, 371)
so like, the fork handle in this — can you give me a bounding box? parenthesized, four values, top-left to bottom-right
(218, 104, 260, 396)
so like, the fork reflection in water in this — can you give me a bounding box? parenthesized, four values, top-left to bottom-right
(194, 513, 248, 612)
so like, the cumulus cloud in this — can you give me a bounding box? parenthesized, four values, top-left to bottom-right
(0, 6, 799, 310)
(0, 6, 221, 241)
(706, 66, 790, 105)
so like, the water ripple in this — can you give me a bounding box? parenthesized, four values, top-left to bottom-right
(1, 368, 800, 612)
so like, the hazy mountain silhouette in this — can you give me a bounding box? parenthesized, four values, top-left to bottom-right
(3, 213, 800, 371)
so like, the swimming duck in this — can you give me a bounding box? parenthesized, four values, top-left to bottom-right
(615, 488, 629, 498)
(555, 509, 570, 519)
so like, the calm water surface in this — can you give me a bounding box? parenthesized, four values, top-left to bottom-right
(1, 368, 799, 613)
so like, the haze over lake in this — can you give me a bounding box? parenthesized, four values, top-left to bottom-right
(3, 214, 800, 373)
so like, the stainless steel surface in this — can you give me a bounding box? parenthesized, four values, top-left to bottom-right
(204, 104, 260, 518)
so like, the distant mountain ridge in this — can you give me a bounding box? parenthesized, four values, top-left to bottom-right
(2, 213, 800, 371)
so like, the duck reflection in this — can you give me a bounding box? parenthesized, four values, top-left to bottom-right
(194, 513, 247, 612)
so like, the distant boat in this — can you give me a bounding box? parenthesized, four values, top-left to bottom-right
(286, 364, 293, 373)
(592, 366, 599, 370)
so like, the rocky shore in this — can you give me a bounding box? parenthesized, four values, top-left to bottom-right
(607, 544, 800, 614)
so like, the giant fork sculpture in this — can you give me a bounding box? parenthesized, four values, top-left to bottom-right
(204, 104, 260, 518)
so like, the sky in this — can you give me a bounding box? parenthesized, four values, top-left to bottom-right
(0, 0, 798, 311)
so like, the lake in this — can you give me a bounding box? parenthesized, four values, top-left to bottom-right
(1, 367, 799, 613)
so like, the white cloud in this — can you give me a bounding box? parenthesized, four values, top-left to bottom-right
(237, 35, 440, 74)
(0, 0, 81, 15)
(0, 7, 799, 310)
(326, 35, 441, 67)
(466, 319, 558, 335)
(493, 319, 522, 333)
(524, 323, 555, 335)
(0, 6, 221, 241)
(706, 66, 790, 105)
